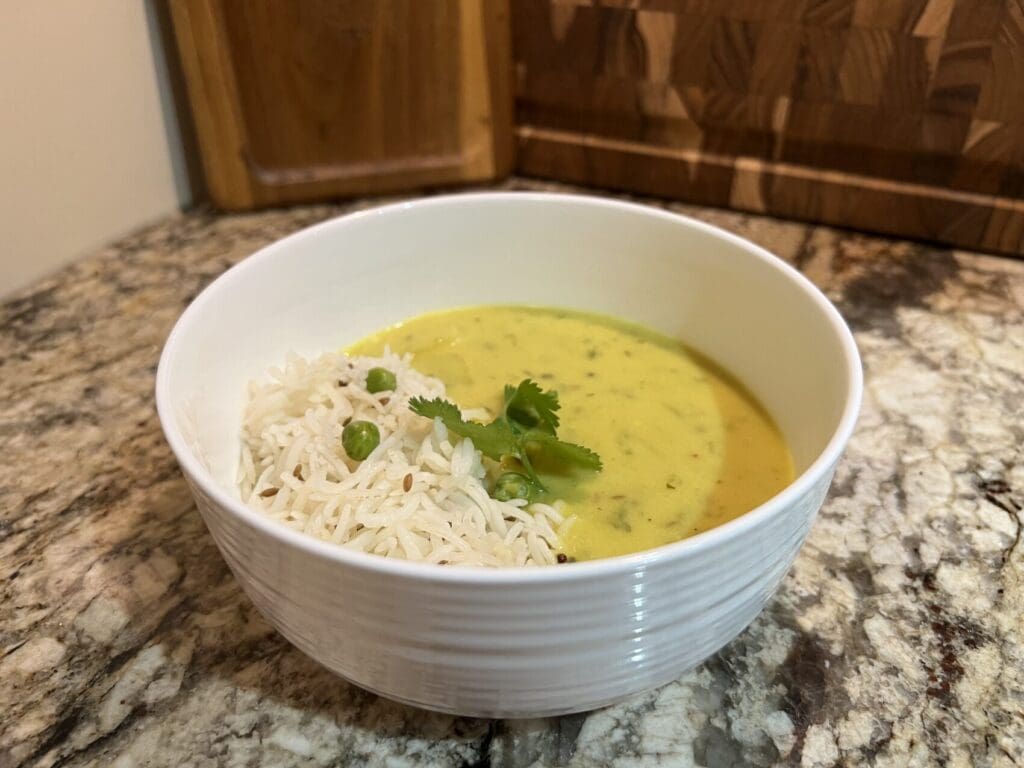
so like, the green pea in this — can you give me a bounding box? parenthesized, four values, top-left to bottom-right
(342, 420, 380, 461)
(493, 472, 532, 502)
(366, 367, 397, 393)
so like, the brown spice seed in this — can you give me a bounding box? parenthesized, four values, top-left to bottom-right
(403, 473, 413, 492)
(259, 487, 279, 498)
(556, 553, 568, 564)
(337, 379, 348, 387)
(380, 397, 390, 405)
(438, 560, 448, 565)
(293, 465, 303, 480)
(342, 416, 352, 427)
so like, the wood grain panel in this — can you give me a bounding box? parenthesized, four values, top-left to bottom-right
(926, 0, 1001, 116)
(749, 24, 802, 95)
(804, 0, 857, 28)
(837, 28, 893, 105)
(170, 0, 512, 209)
(707, 19, 758, 91)
(976, 0, 1024, 122)
(513, 0, 1024, 255)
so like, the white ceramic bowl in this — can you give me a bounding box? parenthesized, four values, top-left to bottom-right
(156, 193, 861, 718)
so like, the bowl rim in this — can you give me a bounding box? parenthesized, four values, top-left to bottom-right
(155, 191, 863, 584)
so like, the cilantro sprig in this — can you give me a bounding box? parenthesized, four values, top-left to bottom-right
(409, 379, 602, 500)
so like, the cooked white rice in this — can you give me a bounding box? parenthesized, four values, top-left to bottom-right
(238, 349, 572, 566)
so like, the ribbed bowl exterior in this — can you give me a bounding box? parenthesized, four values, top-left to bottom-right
(183, 465, 834, 717)
(158, 193, 862, 718)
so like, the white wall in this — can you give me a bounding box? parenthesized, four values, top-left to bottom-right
(1, 1, 195, 297)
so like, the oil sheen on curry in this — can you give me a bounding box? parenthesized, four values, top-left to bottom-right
(349, 306, 793, 561)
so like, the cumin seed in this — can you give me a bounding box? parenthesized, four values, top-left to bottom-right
(403, 473, 413, 492)
(259, 487, 279, 498)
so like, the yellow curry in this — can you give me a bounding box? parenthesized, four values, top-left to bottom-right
(349, 306, 793, 560)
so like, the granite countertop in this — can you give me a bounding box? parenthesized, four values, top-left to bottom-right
(2, 180, 1022, 768)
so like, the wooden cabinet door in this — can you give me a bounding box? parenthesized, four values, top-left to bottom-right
(171, 0, 513, 209)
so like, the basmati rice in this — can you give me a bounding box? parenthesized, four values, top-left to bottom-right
(238, 349, 572, 566)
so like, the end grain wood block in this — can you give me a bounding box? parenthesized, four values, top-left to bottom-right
(513, 0, 1024, 255)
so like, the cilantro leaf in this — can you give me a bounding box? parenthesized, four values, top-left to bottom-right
(409, 380, 601, 502)
(523, 431, 603, 472)
(408, 396, 514, 461)
(503, 379, 560, 434)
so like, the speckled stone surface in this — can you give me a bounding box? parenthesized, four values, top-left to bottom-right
(2, 180, 1022, 768)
